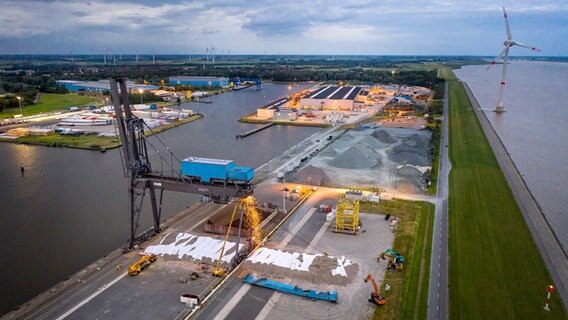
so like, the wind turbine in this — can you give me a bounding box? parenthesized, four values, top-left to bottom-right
(489, 7, 540, 113)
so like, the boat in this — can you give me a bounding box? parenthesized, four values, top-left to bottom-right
(59, 116, 112, 126)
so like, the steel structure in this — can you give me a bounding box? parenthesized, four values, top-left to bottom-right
(110, 78, 253, 250)
(335, 198, 360, 234)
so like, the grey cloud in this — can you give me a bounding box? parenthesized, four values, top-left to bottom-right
(71, 11, 88, 17)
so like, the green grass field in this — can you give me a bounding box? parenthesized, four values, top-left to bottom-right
(16, 134, 118, 150)
(361, 199, 434, 320)
(0, 93, 100, 118)
(444, 68, 566, 319)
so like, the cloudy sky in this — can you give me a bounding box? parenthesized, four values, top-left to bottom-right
(0, 0, 566, 56)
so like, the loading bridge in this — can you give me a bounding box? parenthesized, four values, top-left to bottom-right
(110, 78, 253, 250)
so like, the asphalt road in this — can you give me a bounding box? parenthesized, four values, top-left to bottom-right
(19, 254, 140, 320)
(427, 82, 450, 320)
(463, 82, 568, 309)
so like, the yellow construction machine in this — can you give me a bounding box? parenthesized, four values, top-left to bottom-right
(128, 254, 157, 276)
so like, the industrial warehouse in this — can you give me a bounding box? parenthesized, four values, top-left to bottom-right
(252, 84, 430, 127)
(56, 79, 158, 92)
(169, 76, 229, 87)
(300, 85, 366, 111)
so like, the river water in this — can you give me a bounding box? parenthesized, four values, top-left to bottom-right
(454, 61, 568, 254)
(0, 83, 319, 315)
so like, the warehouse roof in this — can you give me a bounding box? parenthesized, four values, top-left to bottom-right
(304, 86, 362, 100)
(170, 76, 228, 81)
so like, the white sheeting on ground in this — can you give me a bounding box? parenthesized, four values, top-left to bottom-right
(144, 232, 237, 263)
(331, 256, 353, 277)
(248, 247, 352, 277)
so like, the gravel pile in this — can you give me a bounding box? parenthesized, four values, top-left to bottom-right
(294, 165, 331, 186)
(329, 145, 378, 169)
(372, 129, 397, 144)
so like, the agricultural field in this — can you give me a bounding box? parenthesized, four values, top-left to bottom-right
(0, 93, 100, 118)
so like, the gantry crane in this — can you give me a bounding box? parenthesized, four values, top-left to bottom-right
(110, 78, 253, 250)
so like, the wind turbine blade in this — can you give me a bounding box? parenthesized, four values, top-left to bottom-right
(514, 42, 541, 52)
(503, 7, 512, 40)
(487, 46, 508, 70)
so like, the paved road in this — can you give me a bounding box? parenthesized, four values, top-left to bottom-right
(427, 82, 450, 320)
(463, 82, 568, 309)
(19, 254, 140, 320)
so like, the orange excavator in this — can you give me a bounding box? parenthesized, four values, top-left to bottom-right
(364, 274, 386, 306)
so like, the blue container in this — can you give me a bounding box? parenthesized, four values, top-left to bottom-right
(227, 166, 254, 182)
(180, 157, 234, 183)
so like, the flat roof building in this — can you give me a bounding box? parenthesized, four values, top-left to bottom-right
(300, 86, 363, 111)
(169, 76, 229, 88)
(56, 80, 158, 93)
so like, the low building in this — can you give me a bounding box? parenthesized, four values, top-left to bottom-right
(56, 80, 158, 93)
(300, 86, 362, 111)
(256, 97, 290, 119)
(169, 76, 229, 88)
(273, 109, 298, 121)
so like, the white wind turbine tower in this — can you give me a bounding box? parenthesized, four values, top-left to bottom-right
(489, 7, 540, 113)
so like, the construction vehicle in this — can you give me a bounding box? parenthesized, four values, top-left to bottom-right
(128, 254, 157, 276)
(377, 248, 405, 270)
(364, 274, 386, 306)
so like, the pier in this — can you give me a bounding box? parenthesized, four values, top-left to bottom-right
(236, 123, 274, 139)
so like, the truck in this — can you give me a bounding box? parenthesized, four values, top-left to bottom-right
(180, 157, 254, 185)
(128, 254, 157, 276)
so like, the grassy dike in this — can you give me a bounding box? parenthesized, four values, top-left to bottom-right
(361, 199, 434, 320)
(443, 68, 566, 319)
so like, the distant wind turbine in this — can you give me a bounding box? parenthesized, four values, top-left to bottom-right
(488, 7, 541, 113)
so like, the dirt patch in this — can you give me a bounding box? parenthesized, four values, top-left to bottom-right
(241, 248, 359, 286)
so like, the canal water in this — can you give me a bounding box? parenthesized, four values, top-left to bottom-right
(454, 61, 568, 254)
(0, 83, 319, 315)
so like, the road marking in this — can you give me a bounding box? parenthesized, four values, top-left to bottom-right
(255, 292, 282, 320)
(305, 220, 332, 254)
(438, 282, 440, 288)
(55, 272, 127, 320)
(277, 208, 317, 249)
(214, 284, 251, 320)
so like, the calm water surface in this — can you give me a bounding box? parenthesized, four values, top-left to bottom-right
(0, 83, 319, 315)
(455, 61, 568, 253)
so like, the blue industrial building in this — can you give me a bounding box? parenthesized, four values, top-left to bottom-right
(169, 76, 229, 88)
(56, 80, 158, 93)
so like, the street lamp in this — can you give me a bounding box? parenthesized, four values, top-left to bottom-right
(282, 176, 287, 214)
(138, 89, 144, 104)
(16, 96, 22, 117)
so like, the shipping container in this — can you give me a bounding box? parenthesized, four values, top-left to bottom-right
(180, 157, 234, 183)
(180, 157, 254, 183)
(227, 166, 254, 182)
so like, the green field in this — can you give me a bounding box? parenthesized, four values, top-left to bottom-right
(0, 93, 100, 118)
(16, 134, 118, 150)
(361, 199, 434, 320)
(444, 68, 566, 319)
